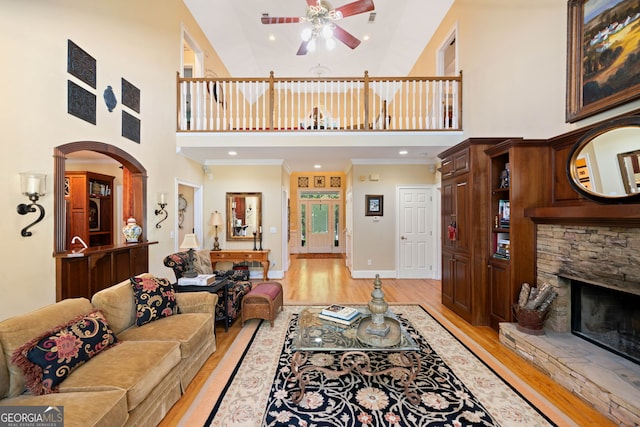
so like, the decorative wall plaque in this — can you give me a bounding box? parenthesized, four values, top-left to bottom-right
(330, 176, 342, 187)
(297, 176, 309, 188)
(67, 40, 96, 88)
(314, 176, 325, 187)
(121, 78, 140, 113)
(68, 80, 96, 124)
(103, 85, 117, 112)
(122, 111, 140, 143)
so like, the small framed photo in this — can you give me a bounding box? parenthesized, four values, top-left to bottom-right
(365, 195, 383, 216)
(89, 198, 100, 231)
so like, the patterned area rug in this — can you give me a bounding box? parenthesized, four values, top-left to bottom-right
(183, 306, 571, 426)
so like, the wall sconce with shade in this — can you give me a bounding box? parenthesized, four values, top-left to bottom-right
(154, 192, 168, 228)
(179, 233, 200, 278)
(17, 172, 46, 237)
(209, 211, 223, 251)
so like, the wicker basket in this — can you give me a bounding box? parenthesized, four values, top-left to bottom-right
(512, 304, 549, 335)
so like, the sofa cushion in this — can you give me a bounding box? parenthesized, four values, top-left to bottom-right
(0, 298, 95, 398)
(11, 309, 118, 395)
(116, 313, 213, 360)
(91, 279, 139, 335)
(130, 276, 179, 326)
(58, 340, 181, 412)
(0, 389, 128, 427)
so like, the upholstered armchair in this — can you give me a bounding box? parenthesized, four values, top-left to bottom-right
(163, 250, 253, 329)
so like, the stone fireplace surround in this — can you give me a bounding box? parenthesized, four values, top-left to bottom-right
(499, 223, 640, 425)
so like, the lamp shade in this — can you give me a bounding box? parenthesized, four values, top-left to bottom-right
(180, 233, 200, 250)
(209, 211, 223, 227)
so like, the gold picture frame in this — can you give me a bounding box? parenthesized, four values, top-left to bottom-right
(566, 0, 640, 122)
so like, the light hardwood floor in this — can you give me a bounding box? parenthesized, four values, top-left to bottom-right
(159, 256, 614, 426)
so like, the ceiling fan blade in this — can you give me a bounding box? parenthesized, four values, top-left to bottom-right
(261, 16, 302, 24)
(333, 24, 361, 49)
(334, 0, 375, 19)
(296, 40, 310, 56)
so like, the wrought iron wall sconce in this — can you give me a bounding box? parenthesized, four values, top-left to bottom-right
(17, 172, 46, 237)
(155, 192, 168, 228)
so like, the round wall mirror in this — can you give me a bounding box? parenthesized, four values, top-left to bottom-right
(567, 116, 640, 204)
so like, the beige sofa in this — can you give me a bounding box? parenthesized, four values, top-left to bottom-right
(0, 274, 217, 427)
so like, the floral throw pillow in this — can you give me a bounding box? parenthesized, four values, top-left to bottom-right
(11, 309, 118, 395)
(130, 276, 180, 326)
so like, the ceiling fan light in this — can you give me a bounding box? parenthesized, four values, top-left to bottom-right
(322, 25, 333, 39)
(301, 28, 313, 42)
(326, 38, 336, 50)
(308, 38, 317, 52)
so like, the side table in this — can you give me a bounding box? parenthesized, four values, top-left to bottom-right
(175, 277, 231, 331)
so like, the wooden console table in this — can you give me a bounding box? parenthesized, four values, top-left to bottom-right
(210, 249, 270, 281)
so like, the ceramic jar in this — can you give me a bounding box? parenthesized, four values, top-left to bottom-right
(122, 217, 142, 243)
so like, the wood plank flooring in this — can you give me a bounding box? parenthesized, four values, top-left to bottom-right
(159, 256, 614, 426)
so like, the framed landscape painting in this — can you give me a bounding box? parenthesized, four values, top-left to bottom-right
(566, 0, 640, 122)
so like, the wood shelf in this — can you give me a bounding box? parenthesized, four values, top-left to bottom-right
(525, 205, 640, 226)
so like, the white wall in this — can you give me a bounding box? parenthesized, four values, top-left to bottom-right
(0, 0, 221, 320)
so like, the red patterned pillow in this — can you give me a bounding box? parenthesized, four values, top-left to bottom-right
(11, 309, 118, 394)
(130, 276, 180, 326)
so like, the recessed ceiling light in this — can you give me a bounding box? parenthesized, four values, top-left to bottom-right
(228, 151, 237, 156)
(399, 150, 408, 155)
(269, 34, 275, 41)
(314, 164, 321, 169)
(363, 35, 370, 41)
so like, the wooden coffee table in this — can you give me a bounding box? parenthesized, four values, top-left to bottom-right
(290, 306, 421, 405)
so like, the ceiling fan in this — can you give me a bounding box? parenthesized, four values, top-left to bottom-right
(261, 0, 375, 55)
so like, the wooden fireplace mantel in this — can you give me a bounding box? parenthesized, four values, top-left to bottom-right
(525, 204, 640, 227)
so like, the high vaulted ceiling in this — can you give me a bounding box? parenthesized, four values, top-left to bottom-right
(177, 0, 460, 172)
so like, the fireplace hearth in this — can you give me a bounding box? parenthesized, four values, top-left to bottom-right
(571, 279, 640, 365)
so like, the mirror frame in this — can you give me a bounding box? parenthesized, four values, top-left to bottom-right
(567, 116, 640, 204)
(226, 192, 262, 241)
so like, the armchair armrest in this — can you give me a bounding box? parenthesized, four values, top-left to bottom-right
(176, 291, 218, 314)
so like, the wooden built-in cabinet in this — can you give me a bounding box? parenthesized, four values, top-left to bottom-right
(65, 171, 114, 248)
(439, 138, 506, 325)
(55, 242, 157, 301)
(485, 139, 549, 329)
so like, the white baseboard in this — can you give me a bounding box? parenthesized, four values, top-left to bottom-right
(350, 270, 397, 279)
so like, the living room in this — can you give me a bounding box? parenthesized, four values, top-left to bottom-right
(2, 0, 640, 425)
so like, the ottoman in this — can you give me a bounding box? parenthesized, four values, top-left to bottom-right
(241, 282, 283, 327)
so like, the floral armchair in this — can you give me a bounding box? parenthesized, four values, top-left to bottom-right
(163, 250, 253, 329)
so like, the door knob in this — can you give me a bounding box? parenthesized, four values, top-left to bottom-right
(401, 236, 407, 240)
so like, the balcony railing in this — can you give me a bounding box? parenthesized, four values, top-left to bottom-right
(177, 71, 462, 132)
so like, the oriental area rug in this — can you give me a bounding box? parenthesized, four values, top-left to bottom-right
(179, 306, 575, 427)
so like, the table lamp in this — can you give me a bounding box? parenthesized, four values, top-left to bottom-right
(209, 211, 223, 251)
(180, 233, 200, 278)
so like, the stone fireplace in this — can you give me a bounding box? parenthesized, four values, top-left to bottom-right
(500, 223, 640, 425)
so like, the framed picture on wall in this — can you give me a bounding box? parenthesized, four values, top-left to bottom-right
(365, 195, 383, 216)
(566, 0, 640, 122)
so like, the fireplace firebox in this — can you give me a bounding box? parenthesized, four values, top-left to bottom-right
(571, 279, 640, 365)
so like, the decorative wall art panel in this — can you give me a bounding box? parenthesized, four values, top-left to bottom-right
(314, 176, 325, 187)
(122, 111, 140, 143)
(67, 40, 96, 88)
(121, 78, 140, 113)
(298, 176, 309, 188)
(330, 176, 342, 187)
(68, 80, 96, 125)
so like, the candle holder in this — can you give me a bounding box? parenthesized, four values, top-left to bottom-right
(17, 172, 46, 237)
(259, 231, 263, 251)
(253, 231, 258, 251)
(154, 203, 168, 228)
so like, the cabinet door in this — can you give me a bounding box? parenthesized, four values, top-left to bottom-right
(441, 250, 454, 305)
(452, 253, 471, 316)
(454, 177, 469, 252)
(489, 261, 511, 328)
(441, 181, 455, 251)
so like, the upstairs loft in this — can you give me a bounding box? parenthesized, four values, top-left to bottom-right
(175, 71, 464, 167)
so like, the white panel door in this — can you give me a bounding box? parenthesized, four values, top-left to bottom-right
(398, 186, 435, 278)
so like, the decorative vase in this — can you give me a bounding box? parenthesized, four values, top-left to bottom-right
(122, 217, 142, 243)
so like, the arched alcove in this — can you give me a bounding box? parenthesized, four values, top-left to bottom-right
(54, 141, 147, 253)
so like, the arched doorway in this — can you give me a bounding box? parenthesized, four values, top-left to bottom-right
(53, 141, 147, 253)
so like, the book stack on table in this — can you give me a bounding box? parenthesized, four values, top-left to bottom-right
(177, 274, 216, 286)
(318, 304, 361, 325)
